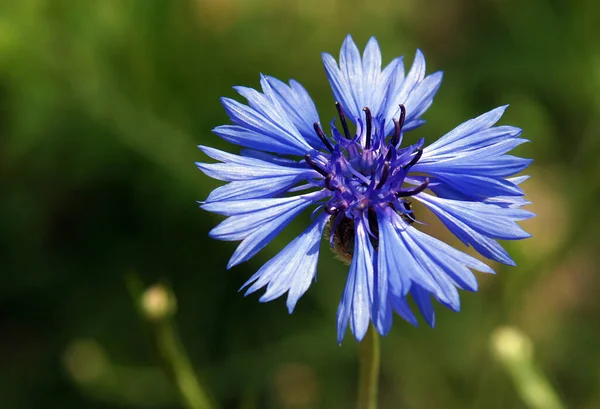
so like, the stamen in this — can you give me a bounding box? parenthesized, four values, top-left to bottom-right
(324, 197, 348, 215)
(363, 107, 373, 149)
(355, 197, 370, 211)
(403, 148, 423, 169)
(385, 146, 395, 162)
(391, 118, 401, 147)
(324, 204, 338, 215)
(324, 174, 336, 190)
(346, 163, 372, 185)
(401, 200, 416, 224)
(335, 102, 352, 139)
(397, 178, 430, 197)
(313, 122, 334, 152)
(391, 104, 406, 146)
(304, 153, 329, 177)
(376, 161, 390, 189)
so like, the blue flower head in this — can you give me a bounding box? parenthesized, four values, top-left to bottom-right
(197, 35, 534, 344)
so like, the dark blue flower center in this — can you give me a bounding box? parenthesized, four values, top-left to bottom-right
(304, 103, 429, 225)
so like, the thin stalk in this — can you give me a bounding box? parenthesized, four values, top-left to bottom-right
(357, 325, 381, 409)
(126, 274, 215, 409)
(491, 326, 565, 409)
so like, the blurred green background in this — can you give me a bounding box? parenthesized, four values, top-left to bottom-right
(2, 1, 600, 408)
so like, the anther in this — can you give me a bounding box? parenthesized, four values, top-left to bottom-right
(324, 204, 338, 215)
(313, 122, 334, 152)
(335, 102, 352, 139)
(403, 148, 423, 169)
(391, 118, 401, 147)
(390, 104, 406, 147)
(376, 161, 390, 189)
(385, 146, 394, 162)
(363, 107, 373, 149)
(324, 174, 336, 190)
(304, 153, 329, 177)
(356, 197, 370, 211)
(400, 200, 416, 224)
(397, 178, 429, 197)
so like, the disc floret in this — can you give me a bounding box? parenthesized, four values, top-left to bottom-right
(304, 104, 429, 248)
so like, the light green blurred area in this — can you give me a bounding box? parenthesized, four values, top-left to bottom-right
(1, 1, 600, 408)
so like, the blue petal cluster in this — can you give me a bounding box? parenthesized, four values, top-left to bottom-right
(197, 35, 534, 343)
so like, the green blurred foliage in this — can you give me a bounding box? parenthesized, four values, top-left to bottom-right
(1, 0, 600, 408)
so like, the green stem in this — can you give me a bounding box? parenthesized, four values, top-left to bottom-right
(492, 327, 565, 409)
(126, 274, 215, 409)
(357, 325, 380, 409)
(151, 319, 214, 409)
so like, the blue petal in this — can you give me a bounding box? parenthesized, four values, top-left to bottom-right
(509, 175, 530, 185)
(339, 35, 364, 119)
(196, 145, 317, 182)
(376, 208, 415, 297)
(385, 49, 426, 119)
(323, 37, 441, 129)
(429, 172, 525, 198)
(226, 203, 313, 268)
(400, 70, 443, 130)
(372, 216, 392, 336)
(424, 126, 523, 158)
(399, 227, 461, 311)
(403, 226, 496, 293)
(483, 195, 532, 208)
(411, 106, 533, 194)
(407, 175, 532, 207)
(408, 227, 495, 275)
(388, 293, 418, 326)
(378, 207, 474, 317)
(416, 193, 533, 240)
(239, 148, 305, 166)
(411, 285, 435, 328)
(482, 176, 532, 208)
(200, 144, 283, 165)
(213, 124, 307, 156)
(382, 50, 443, 134)
(374, 57, 404, 117)
(336, 217, 374, 344)
(469, 231, 517, 266)
(205, 192, 325, 241)
(202, 191, 326, 217)
(220, 95, 313, 155)
(258, 75, 324, 150)
(241, 213, 330, 312)
(263, 76, 322, 148)
(412, 194, 517, 265)
(236, 75, 315, 150)
(414, 154, 533, 178)
(322, 52, 357, 119)
(377, 298, 394, 336)
(362, 37, 383, 113)
(378, 207, 451, 298)
(205, 176, 303, 203)
(425, 106, 509, 153)
(421, 137, 528, 164)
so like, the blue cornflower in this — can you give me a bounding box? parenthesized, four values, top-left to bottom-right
(197, 35, 534, 343)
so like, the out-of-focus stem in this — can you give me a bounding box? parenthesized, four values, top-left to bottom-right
(127, 275, 215, 409)
(491, 326, 565, 409)
(357, 325, 380, 409)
